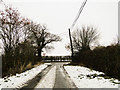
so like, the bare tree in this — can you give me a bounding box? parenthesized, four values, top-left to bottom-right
(72, 26, 99, 53)
(0, 6, 29, 56)
(27, 22, 61, 58)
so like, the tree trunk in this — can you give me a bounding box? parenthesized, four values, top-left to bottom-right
(37, 43, 42, 60)
(38, 48, 42, 58)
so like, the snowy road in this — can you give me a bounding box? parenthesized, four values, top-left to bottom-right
(1, 62, 120, 89)
(53, 63, 76, 88)
(19, 62, 76, 89)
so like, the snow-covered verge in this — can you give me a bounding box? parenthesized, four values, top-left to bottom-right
(35, 66, 56, 88)
(0, 63, 49, 89)
(64, 66, 119, 88)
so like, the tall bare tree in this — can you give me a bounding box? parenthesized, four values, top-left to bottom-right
(72, 26, 99, 53)
(0, 6, 29, 56)
(27, 22, 61, 58)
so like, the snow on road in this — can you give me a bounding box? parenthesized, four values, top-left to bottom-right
(0, 63, 49, 89)
(64, 66, 119, 88)
(35, 66, 56, 88)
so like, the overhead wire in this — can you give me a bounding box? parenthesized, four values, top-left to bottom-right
(56, 0, 88, 37)
(70, 0, 87, 30)
(58, 0, 88, 37)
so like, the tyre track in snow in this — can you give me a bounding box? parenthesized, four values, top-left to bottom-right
(53, 63, 77, 89)
(20, 63, 78, 89)
(20, 64, 54, 89)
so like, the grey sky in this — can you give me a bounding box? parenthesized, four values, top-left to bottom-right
(0, 0, 118, 56)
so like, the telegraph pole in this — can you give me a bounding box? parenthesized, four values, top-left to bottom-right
(68, 28, 74, 58)
(68, 0, 87, 60)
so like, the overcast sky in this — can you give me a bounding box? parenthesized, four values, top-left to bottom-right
(0, 0, 119, 56)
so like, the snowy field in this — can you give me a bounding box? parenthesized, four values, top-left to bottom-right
(64, 66, 119, 88)
(0, 63, 49, 89)
(35, 66, 56, 88)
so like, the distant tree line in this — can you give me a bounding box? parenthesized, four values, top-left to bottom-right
(42, 56, 71, 62)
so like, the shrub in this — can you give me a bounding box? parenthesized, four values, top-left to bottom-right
(73, 45, 120, 80)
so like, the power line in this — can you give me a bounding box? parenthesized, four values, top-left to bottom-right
(59, 31, 68, 35)
(68, 0, 88, 58)
(58, 0, 88, 37)
(70, 0, 87, 30)
(57, 0, 88, 38)
(56, 31, 68, 37)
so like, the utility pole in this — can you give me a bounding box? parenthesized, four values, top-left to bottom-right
(118, 4, 120, 82)
(68, 28, 74, 58)
(68, 0, 87, 60)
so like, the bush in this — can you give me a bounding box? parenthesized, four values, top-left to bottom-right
(73, 45, 120, 80)
(2, 41, 41, 77)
